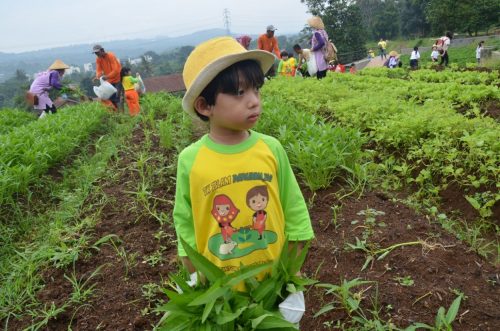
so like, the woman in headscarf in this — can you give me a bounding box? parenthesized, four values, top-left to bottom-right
(307, 16, 329, 79)
(29, 59, 70, 118)
(235, 35, 252, 50)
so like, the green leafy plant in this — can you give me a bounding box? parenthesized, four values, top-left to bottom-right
(405, 294, 464, 331)
(155, 237, 315, 330)
(394, 276, 414, 287)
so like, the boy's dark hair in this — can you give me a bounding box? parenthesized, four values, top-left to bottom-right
(293, 44, 301, 51)
(120, 67, 131, 79)
(280, 50, 289, 58)
(445, 31, 453, 39)
(413, 46, 418, 51)
(196, 60, 264, 122)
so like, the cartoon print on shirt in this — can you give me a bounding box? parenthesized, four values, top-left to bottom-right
(246, 185, 268, 240)
(211, 194, 239, 244)
(207, 187, 277, 261)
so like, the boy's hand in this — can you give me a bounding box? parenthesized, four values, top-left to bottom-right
(279, 291, 305, 324)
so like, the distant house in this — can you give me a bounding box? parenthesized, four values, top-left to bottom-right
(66, 66, 81, 75)
(83, 63, 94, 72)
(128, 55, 152, 66)
(143, 74, 185, 93)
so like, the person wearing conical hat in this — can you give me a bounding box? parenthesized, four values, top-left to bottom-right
(387, 51, 399, 68)
(28, 59, 70, 118)
(307, 16, 329, 79)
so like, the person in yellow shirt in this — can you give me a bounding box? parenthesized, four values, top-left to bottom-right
(120, 67, 141, 116)
(277, 50, 297, 77)
(377, 38, 387, 60)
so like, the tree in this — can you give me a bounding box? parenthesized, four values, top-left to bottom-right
(400, 0, 431, 38)
(371, 0, 400, 39)
(0, 69, 30, 108)
(426, 0, 499, 36)
(138, 55, 154, 78)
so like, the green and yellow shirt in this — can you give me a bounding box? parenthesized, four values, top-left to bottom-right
(173, 131, 314, 278)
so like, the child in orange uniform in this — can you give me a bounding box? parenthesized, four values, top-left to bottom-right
(120, 67, 141, 116)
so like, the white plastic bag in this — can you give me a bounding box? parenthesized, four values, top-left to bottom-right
(306, 55, 318, 76)
(134, 75, 146, 95)
(175, 272, 198, 294)
(279, 291, 305, 325)
(93, 77, 117, 100)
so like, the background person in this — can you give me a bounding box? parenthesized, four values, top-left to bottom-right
(476, 41, 484, 65)
(307, 16, 329, 79)
(349, 63, 357, 74)
(92, 44, 122, 110)
(120, 67, 141, 116)
(277, 50, 297, 77)
(257, 25, 281, 77)
(378, 38, 387, 60)
(236, 35, 252, 50)
(431, 46, 439, 62)
(387, 51, 399, 68)
(437, 32, 452, 66)
(293, 44, 311, 77)
(28, 59, 70, 118)
(410, 46, 420, 69)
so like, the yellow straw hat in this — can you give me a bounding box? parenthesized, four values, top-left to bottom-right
(389, 50, 399, 57)
(307, 16, 325, 30)
(182, 36, 275, 117)
(48, 59, 70, 70)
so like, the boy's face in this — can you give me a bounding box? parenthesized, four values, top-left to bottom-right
(202, 81, 262, 132)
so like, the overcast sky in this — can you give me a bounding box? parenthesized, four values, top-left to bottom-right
(1, 0, 311, 53)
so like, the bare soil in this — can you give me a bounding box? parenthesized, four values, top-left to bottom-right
(5, 126, 499, 330)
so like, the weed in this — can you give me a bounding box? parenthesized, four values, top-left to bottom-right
(394, 275, 414, 287)
(405, 294, 464, 331)
(25, 302, 68, 331)
(64, 264, 103, 305)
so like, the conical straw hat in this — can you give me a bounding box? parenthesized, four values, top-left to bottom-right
(307, 16, 324, 30)
(48, 59, 70, 70)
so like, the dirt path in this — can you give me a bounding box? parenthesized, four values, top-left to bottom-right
(364, 56, 387, 68)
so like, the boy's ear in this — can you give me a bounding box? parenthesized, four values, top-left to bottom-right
(194, 96, 212, 117)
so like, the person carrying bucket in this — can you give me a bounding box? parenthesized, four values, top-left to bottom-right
(92, 44, 122, 110)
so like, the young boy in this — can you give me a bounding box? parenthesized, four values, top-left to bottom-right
(431, 46, 439, 62)
(173, 36, 314, 321)
(277, 50, 297, 77)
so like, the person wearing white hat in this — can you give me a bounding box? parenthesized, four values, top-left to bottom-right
(257, 25, 281, 77)
(92, 44, 122, 110)
(28, 59, 70, 118)
(173, 37, 314, 325)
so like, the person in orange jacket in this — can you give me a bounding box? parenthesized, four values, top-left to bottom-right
(92, 44, 122, 110)
(257, 25, 281, 77)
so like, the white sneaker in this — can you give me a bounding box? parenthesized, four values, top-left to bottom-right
(38, 111, 47, 119)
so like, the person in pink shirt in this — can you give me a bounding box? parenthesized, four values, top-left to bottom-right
(28, 59, 70, 118)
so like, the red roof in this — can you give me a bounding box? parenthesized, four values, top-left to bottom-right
(143, 74, 186, 93)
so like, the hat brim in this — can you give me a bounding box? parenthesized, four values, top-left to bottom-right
(182, 50, 275, 117)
